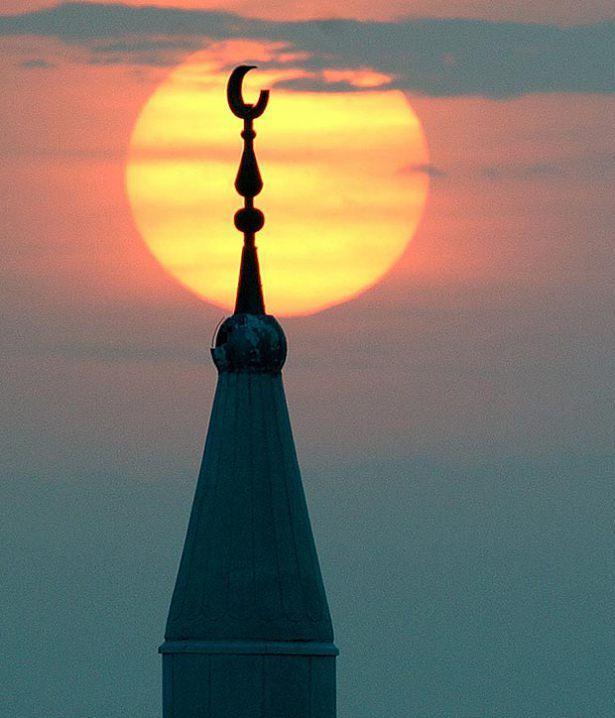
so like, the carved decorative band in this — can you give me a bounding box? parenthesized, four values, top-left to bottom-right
(159, 640, 339, 656)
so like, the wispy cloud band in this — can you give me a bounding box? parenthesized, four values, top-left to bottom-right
(2, 2, 614, 97)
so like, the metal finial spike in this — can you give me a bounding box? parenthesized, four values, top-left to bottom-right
(227, 65, 268, 315)
(227, 65, 269, 120)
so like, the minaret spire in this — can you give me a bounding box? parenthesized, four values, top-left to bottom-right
(160, 66, 337, 718)
(227, 65, 268, 315)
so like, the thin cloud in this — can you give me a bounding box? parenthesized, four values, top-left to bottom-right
(401, 163, 448, 178)
(1, 3, 614, 97)
(478, 154, 615, 182)
(86, 36, 202, 64)
(19, 58, 54, 68)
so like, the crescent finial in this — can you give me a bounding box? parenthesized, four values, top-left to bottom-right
(227, 65, 269, 120)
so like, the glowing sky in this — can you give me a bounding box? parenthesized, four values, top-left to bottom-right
(1, 2, 614, 718)
(3, 0, 614, 23)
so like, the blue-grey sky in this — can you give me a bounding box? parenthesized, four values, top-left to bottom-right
(1, 2, 614, 717)
(1, 4, 614, 95)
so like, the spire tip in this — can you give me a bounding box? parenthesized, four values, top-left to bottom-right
(227, 65, 269, 315)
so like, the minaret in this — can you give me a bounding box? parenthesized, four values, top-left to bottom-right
(160, 66, 337, 717)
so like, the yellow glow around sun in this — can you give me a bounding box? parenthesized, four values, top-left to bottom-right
(127, 48, 429, 316)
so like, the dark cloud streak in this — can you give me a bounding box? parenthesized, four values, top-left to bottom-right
(1, 2, 614, 97)
(19, 57, 54, 68)
(401, 162, 448, 178)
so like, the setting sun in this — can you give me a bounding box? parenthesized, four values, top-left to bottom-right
(127, 47, 429, 316)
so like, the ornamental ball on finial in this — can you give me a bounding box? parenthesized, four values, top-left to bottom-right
(211, 313, 287, 373)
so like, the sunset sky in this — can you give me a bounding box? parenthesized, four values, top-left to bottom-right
(2, 2, 614, 717)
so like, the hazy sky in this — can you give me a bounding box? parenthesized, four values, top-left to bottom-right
(1, 2, 614, 717)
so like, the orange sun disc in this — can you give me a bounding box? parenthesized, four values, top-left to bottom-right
(127, 51, 429, 316)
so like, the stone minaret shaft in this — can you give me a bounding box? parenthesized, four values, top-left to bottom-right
(160, 66, 338, 717)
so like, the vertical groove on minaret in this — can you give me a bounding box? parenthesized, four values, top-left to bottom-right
(200, 373, 230, 624)
(207, 656, 212, 718)
(259, 374, 285, 621)
(308, 656, 313, 718)
(273, 377, 308, 621)
(248, 373, 256, 620)
(259, 655, 265, 717)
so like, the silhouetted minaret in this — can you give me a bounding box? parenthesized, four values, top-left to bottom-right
(160, 66, 337, 717)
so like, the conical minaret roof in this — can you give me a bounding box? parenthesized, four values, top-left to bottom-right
(163, 66, 334, 646)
